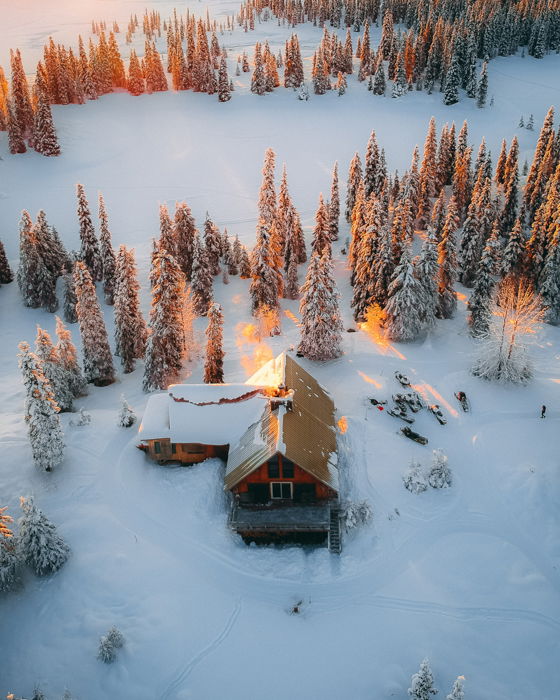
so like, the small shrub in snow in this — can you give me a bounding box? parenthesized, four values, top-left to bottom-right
(403, 461, 428, 494)
(98, 626, 125, 663)
(118, 395, 136, 428)
(31, 688, 46, 700)
(342, 501, 373, 531)
(297, 83, 309, 100)
(18, 497, 70, 576)
(428, 450, 452, 489)
(408, 658, 438, 699)
(446, 676, 465, 700)
(70, 407, 91, 427)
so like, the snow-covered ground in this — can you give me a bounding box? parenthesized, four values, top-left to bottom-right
(1, 2, 560, 698)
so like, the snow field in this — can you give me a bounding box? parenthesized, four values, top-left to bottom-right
(1, 2, 560, 698)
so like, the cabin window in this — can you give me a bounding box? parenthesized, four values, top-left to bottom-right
(270, 482, 293, 499)
(171, 443, 177, 454)
(268, 454, 280, 478)
(154, 441, 161, 454)
(282, 458, 295, 479)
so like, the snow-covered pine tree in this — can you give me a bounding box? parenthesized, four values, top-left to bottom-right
(384, 244, 424, 341)
(311, 194, 332, 258)
(0, 239, 14, 284)
(218, 56, 231, 102)
(35, 326, 74, 411)
(329, 162, 340, 241)
(127, 49, 145, 95)
(437, 198, 459, 319)
(476, 61, 488, 108)
(403, 460, 428, 494)
(158, 204, 176, 258)
(74, 261, 115, 386)
(191, 233, 214, 315)
(7, 99, 27, 154)
(415, 226, 439, 331)
(297, 248, 343, 361)
(372, 61, 386, 95)
(446, 676, 465, 700)
(364, 131, 380, 199)
(250, 218, 281, 324)
(258, 147, 277, 228)
(345, 152, 363, 222)
(18, 496, 69, 575)
(77, 184, 103, 281)
(408, 658, 438, 700)
(467, 234, 497, 337)
(203, 214, 222, 276)
(501, 217, 525, 278)
(539, 234, 560, 325)
(17, 210, 41, 308)
(18, 342, 65, 472)
(98, 626, 125, 663)
(143, 246, 185, 391)
(372, 222, 395, 308)
(391, 51, 408, 98)
(285, 253, 299, 300)
(114, 246, 147, 372)
(34, 211, 67, 280)
(0, 506, 20, 593)
(62, 261, 78, 323)
(32, 70, 61, 156)
(98, 193, 117, 305)
(55, 315, 87, 399)
(174, 201, 197, 279)
(203, 302, 225, 383)
(351, 198, 382, 321)
(118, 394, 136, 427)
(428, 448, 452, 488)
(472, 275, 543, 383)
(251, 43, 266, 95)
(419, 117, 438, 209)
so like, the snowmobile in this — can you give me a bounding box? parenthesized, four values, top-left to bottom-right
(393, 392, 423, 412)
(400, 426, 428, 445)
(455, 391, 470, 412)
(368, 397, 387, 406)
(428, 404, 447, 425)
(388, 405, 415, 424)
(394, 371, 410, 387)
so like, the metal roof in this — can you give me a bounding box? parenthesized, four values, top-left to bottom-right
(225, 354, 339, 492)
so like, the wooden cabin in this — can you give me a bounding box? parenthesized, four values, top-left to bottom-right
(138, 354, 341, 550)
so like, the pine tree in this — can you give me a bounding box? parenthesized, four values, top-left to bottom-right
(467, 235, 498, 337)
(501, 217, 525, 277)
(443, 51, 461, 105)
(203, 303, 225, 383)
(191, 234, 214, 316)
(458, 196, 486, 287)
(298, 249, 343, 361)
(408, 659, 438, 700)
(18, 497, 70, 575)
(346, 153, 363, 222)
(329, 162, 340, 240)
(0, 506, 20, 593)
(218, 56, 231, 102)
(258, 148, 277, 228)
(35, 326, 74, 412)
(7, 99, 27, 154)
(18, 342, 65, 472)
(55, 316, 87, 398)
(428, 448, 452, 488)
(77, 184, 103, 281)
(127, 49, 145, 95)
(32, 214, 59, 313)
(98, 193, 117, 305)
(173, 202, 197, 279)
(118, 395, 136, 427)
(437, 198, 459, 318)
(392, 52, 408, 98)
(143, 245, 185, 391)
(32, 71, 61, 156)
(476, 61, 488, 108)
(159, 204, 176, 258)
(114, 246, 147, 372)
(250, 219, 281, 320)
(74, 261, 115, 386)
(372, 62, 386, 95)
(415, 227, 439, 331)
(311, 194, 331, 258)
(62, 262, 78, 323)
(17, 210, 44, 309)
(0, 239, 13, 284)
(446, 676, 465, 700)
(419, 117, 438, 204)
(539, 235, 560, 325)
(10, 49, 34, 137)
(251, 43, 266, 95)
(384, 244, 424, 341)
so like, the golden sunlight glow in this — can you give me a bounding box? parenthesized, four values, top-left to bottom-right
(235, 321, 274, 377)
(337, 416, 348, 433)
(357, 370, 383, 389)
(411, 382, 459, 417)
(359, 306, 407, 360)
(283, 309, 301, 326)
(456, 291, 468, 303)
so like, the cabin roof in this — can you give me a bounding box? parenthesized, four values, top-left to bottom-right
(225, 355, 339, 492)
(138, 383, 267, 445)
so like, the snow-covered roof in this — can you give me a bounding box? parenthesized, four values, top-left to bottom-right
(139, 384, 267, 445)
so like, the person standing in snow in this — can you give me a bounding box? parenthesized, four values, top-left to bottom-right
(541, 405, 546, 418)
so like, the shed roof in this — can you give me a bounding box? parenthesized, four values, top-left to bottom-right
(138, 384, 267, 445)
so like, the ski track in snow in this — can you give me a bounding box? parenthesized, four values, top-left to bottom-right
(160, 599, 242, 700)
